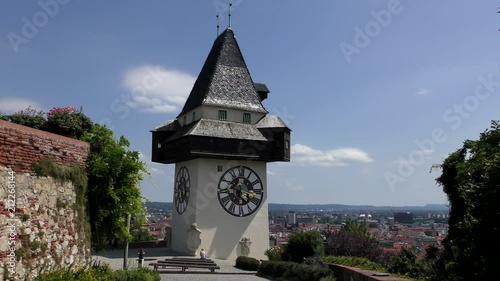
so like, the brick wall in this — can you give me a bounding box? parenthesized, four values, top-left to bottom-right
(0, 120, 89, 173)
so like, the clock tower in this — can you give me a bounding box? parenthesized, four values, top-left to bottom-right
(151, 27, 291, 260)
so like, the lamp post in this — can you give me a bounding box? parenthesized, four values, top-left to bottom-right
(123, 213, 131, 270)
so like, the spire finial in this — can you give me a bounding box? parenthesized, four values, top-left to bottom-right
(228, 2, 232, 28)
(216, 14, 220, 37)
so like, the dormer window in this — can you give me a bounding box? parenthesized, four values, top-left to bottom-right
(183, 116, 187, 125)
(243, 113, 251, 124)
(192, 112, 196, 123)
(218, 110, 227, 121)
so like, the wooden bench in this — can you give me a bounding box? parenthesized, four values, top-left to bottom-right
(170, 258, 214, 263)
(149, 259, 220, 273)
(157, 260, 217, 266)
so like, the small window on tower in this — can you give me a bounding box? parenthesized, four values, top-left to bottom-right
(285, 140, 290, 150)
(183, 116, 187, 125)
(217, 165, 223, 172)
(218, 110, 227, 121)
(243, 113, 251, 124)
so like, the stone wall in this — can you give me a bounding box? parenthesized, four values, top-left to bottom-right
(0, 121, 91, 280)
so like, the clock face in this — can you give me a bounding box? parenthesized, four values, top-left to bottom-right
(174, 166, 190, 215)
(217, 165, 264, 217)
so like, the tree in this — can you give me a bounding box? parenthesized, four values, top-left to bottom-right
(430, 121, 500, 280)
(83, 124, 148, 249)
(284, 230, 325, 263)
(387, 247, 425, 279)
(325, 220, 389, 265)
(130, 218, 156, 242)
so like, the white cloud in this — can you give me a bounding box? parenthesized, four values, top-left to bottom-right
(285, 182, 304, 191)
(0, 97, 43, 114)
(121, 64, 196, 113)
(291, 144, 373, 167)
(150, 167, 164, 175)
(415, 88, 431, 96)
(139, 152, 165, 175)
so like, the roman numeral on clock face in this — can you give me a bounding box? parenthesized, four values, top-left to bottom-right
(218, 165, 264, 217)
(221, 195, 230, 206)
(229, 170, 237, 179)
(251, 197, 260, 206)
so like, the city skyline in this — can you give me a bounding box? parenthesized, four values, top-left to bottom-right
(1, 1, 499, 206)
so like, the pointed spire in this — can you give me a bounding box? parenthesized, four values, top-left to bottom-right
(228, 2, 232, 28)
(216, 14, 220, 37)
(178, 29, 267, 117)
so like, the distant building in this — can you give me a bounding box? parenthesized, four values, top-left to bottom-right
(394, 212, 413, 224)
(287, 211, 296, 224)
(358, 213, 372, 221)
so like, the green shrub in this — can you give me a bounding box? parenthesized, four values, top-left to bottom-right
(235, 256, 260, 271)
(33, 265, 160, 281)
(281, 263, 333, 281)
(113, 267, 160, 281)
(34, 264, 114, 281)
(44, 106, 93, 140)
(257, 260, 334, 281)
(271, 261, 296, 278)
(257, 260, 274, 276)
(258, 260, 293, 278)
(265, 246, 285, 261)
(319, 275, 337, 281)
(323, 255, 386, 271)
(387, 247, 425, 279)
(284, 230, 325, 263)
(4, 106, 46, 129)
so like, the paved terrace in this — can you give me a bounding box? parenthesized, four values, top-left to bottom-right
(92, 248, 271, 281)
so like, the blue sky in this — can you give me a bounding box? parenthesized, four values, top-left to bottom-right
(1, 0, 499, 206)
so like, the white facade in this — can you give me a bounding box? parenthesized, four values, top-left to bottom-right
(171, 158, 269, 260)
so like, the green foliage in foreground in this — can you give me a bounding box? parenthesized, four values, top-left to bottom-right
(284, 230, 325, 263)
(430, 120, 500, 280)
(258, 260, 334, 281)
(112, 268, 160, 281)
(264, 246, 286, 261)
(323, 256, 386, 272)
(235, 256, 260, 271)
(83, 124, 148, 250)
(33, 264, 160, 281)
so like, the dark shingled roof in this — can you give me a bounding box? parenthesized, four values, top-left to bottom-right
(256, 115, 290, 129)
(177, 28, 267, 117)
(166, 118, 267, 142)
(254, 83, 270, 94)
(150, 120, 178, 132)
